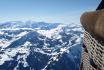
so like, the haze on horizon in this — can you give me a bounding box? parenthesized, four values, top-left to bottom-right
(0, 0, 101, 24)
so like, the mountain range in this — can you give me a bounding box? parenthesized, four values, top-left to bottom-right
(0, 21, 83, 70)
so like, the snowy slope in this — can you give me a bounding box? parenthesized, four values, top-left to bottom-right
(0, 21, 83, 70)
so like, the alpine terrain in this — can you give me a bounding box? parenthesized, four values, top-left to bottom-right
(0, 21, 83, 70)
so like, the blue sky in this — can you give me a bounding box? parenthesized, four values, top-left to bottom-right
(0, 0, 101, 24)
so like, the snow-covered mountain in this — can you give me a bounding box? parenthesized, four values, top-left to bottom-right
(0, 21, 83, 70)
(0, 21, 59, 30)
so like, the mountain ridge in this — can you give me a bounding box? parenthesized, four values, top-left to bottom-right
(0, 21, 83, 70)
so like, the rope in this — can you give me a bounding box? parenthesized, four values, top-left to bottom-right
(81, 31, 104, 70)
